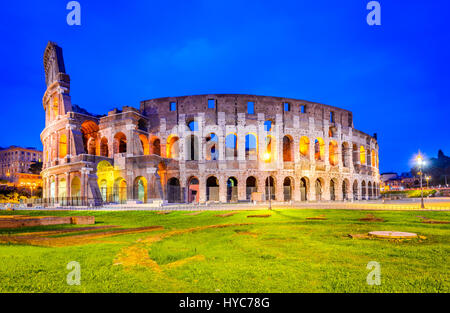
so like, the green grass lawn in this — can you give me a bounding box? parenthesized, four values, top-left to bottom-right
(0, 209, 448, 293)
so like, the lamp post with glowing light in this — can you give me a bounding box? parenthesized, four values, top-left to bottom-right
(426, 176, 431, 189)
(263, 152, 272, 210)
(416, 153, 425, 209)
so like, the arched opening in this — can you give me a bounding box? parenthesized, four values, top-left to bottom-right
(71, 176, 81, 198)
(206, 133, 218, 161)
(315, 138, 325, 161)
(342, 179, 349, 200)
(315, 178, 323, 201)
(329, 140, 338, 166)
(300, 177, 309, 201)
(330, 179, 336, 201)
(100, 137, 109, 157)
(139, 134, 149, 155)
(114, 178, 127, 204)
(186, 135, 199, 160)
(206, 176, 219, 201)
(352, 144, 359, 166)
(114, 132, 127, 154)
(245, 133, 257, 160)
(166, 135, 180, 159)
(283, 136, 293, 162)
(265, 176, 275, 200)
(264, 135, 275, 161)
(58, 178, 67, 202)
(59, 134, 67, 158)
(264, 120, 273, 132)
(368, 181, 373, 199)
(81, 121, 99, 155)
(187, 120, 199, 132)
(134, 176, 148, 203)
(342, 142, 349, 167)
(353, 180, 358, 200)
(361, 180, 366, 200)
(225, 133, 238, 159)
(283, 177, 293, 201)
(167, 177, 181, 203)
(150, 137, 161, 156)
(300, 136, 310, 158)
(187, 177, 199, 203)
(227, 177, 238, 202)
(99, 179, 108, 202)
(360, 146, 366, 165)
(371, 149, 376, 167)
(246, 176, 257, 201)
(50, 178, 56, 199)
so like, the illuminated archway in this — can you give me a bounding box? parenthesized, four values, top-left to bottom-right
(329, 140, 338, 166)
(139, 134, 149, 155)
(150, 137, 161, 156)
(71, 176, 81, 198)
(283, 136, 293, 162)
(314, 138, 325, 161)
(59, 134, 67, 158)
(58, 177, 67, 199)
(166, 135, 179, 159)
(114, 177, 127, 204)
(81, 120, 99, 154)
(114, 132, 127, 154)
(300, 136, 310, 158)
(100, 137, 109, 157)
(360, 146, 366, 165)
(371, 149, 376, 167)
(134, 176, 148, 203)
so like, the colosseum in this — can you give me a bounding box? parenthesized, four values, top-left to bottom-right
(41, 42, 380, 206)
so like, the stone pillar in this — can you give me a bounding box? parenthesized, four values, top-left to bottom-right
(219, 175, 227, 203)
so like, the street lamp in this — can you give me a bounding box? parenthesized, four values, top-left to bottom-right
(263, 152, 272, 210)
(416, 153, 425, 209)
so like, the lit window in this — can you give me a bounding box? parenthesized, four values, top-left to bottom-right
(208, 99, 215, 109)
(170, 102, 177, 111)
(247, 102, 255, 114)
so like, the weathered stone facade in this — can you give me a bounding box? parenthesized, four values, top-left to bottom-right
(41, 42, 380, 206)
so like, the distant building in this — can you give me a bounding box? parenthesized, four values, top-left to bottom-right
(380, 172, 416, 191)
(0, 146, 43, 188)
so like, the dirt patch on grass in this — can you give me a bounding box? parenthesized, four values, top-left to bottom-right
(235, 230, 258, 238)
(247, 214, 271, 218)
(12, 225, 118, 237)
(214, 212, 239, 218)
(156, 211, 171, 215)
(114, 245, 161, 272)
(0, 226, 163, 247)
(165, 255, 206, 269)
(184, 212, 203, 216)
(359, 214, 384, 222)
(114, 223, 252, 270)
(306, 214, 327, 220)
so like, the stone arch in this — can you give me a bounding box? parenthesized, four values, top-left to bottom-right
(361, 180, 366, 200)
(264, 135, 276, 162)
(167, 177, 181, 203)
(87, 136, 97, 155)
(371, 149, 376, 167)
(81, 120, 99, 154)
(139, 134, 149, 155)
(227, 176, 238, 202)
(71, 176, 81, 198)
(300, 177, 309, 201)
(353, 180, 359, 200)
(330, 178, 337, 201)
(360, 146, 366, 165)
(114, 132, 127, 154)
(206, 133, 218, 161)
(342, 142, 350, 167)
(245, 176, 257, 201)
(100, 137, 109, 157)
(300, 136, 310, 158)
(187, 176, 199, 203)
(283, 135, 293, 162)
(150, 137, 161, 156)
(264, 119, 274, 132)
(315, 138, 325, 161)
(342, 178, 350, 200)
(58, 177, 67, 199)
(283, 176, 294, 201)
(315, 178, 324, 201)
(245, 133, 258, 161)
(368, 181, 373, 199)
(225, 133, 238, 159)
(187, 120, 199, 132)
(166, 135, 180, 159)
(206, 175, 219, 201)
(114, 177, 127, 204)
(329, 140, 338, 166)
(59, 134, 67, 158)
(265, 176, 276, 200)
(134, 176, 148, 203)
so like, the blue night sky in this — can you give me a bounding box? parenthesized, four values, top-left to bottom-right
(0, 0, 448, 173)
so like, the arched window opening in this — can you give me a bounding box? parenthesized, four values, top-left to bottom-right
(206, 133, 218, 161)
(167, 177, 181, 203)
(300, 177, 308, 201)
(167, 135, 180, 159)
(81, 121, 99, 155)
(134, 176, 148, 203)
(361, 181, 366, 200)
(187, 177, 199, 203)
(59, 134, 67, 158)
(330, 179, 336, 201)
(186, 135, 199, 160)
(225, 134, 238, 159)
(246, 176, 257, 201)
(315, 138, 325, 161)
(360, 146, 366, 165)
(71, 176, 81, 198)
(283, 136, 293, 162)
(265, 176, 275, 200)
(342, 142, 349, 167)
(227, 177, 238, 202)
(187, 120, 199, 132)
(139, 134, 149, 155)
(114, 132, 127, 154)
(206, 176, 219, 201)
(100, 137, 109, 157)
(371, 149, 376, 167)
(151, 138, 161, 156)
(353, 180, 359, 200)
(283, 177, 293, 201)
(342, 180, 349, 200)
(329, 140, 338, 166)
(315, 179, 323, 201)
(245, 133, 257, 160)
(300, 136, 310, 158)
(264, 120, 273, 132)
